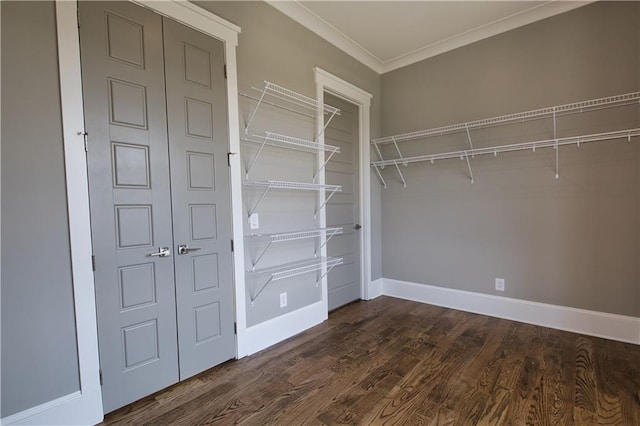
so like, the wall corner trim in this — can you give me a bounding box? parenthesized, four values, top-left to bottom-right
(238, 301, 327, 357)
(382, 278, 640, 345)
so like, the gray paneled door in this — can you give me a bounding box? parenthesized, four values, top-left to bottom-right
(80, 2, 234, 413)
(325, 94, 361, 311)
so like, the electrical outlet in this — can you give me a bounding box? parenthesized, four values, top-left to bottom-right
(279, 292, 287, 308)
(249, 213, 259, 230)
(495, 278, 505, 292)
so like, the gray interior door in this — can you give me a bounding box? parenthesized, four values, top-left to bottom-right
(325, 94, 361, 311)
(81, 2, 235, 412)
(162, 17, 236, 380)
(80, 2, 179, 413)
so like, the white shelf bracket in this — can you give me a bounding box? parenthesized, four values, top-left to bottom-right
(248, 186, 270, 217)
(393, 160, 407, 188)
(465, 124, 475, 157)
(314, 186, 340, 218)
(314, 228, 339, 256)
(372, 164, 387, 188)
(464, 152, 475, 184)
(251, 241, 273, 271)
(250, 275, 274, 306)
(315, 262, 339, 287)
(314, 108, 338, 143)
(244, 85, 268, 134)
(554, 140, 559, 179)
(372, 140, 385, 169)
(245, 134, 269, 178)
(391, 136, 407, 167)
(312, 147, 339, 182)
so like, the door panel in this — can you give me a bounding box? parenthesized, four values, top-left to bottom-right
(80, 2, 179, 413)
(162, 17, 236, 379)
(325, 94, 361, 311)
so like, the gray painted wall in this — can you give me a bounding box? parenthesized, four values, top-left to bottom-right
(194, 1, 382, 326)
(379, 1, 640, 317)
(1, 1, 81, 417)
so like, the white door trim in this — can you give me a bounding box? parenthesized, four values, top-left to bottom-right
(314, 68, 373, 310)
(3, 2, 242, 424)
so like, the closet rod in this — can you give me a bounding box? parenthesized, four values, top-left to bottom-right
(372, 92, 640, 146)
(371, 128, 640, 168)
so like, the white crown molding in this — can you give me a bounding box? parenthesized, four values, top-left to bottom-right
(266, 1, 593, 75)
(381, 1, 593, 73)
(266, 0, 384, 74)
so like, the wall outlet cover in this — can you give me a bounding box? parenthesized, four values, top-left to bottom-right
(495, 278, 505, 291)
(249, 213, 259, 230)
(279, 292, 287, 308)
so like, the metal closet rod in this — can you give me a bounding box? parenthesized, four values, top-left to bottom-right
(371, 128, 640, 168)
(371, 91, 640, 146)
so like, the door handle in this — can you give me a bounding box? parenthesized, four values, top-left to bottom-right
(354, 224, 362, 230)
(147, 247, 171, 257)
(178, 244, 201, 255)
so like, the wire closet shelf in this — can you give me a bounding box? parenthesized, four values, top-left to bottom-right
(247, 227, 343, 271)
(370, 91, 640, 188)
(248, 257, 344, 305)
(244, 180, 342, 218)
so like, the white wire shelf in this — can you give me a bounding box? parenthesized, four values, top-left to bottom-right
(246, 227, 343, 270)
(371, 128, 640, 186)
(371, 92, 640, 146)
(244, 180, 342, 217)
(248, 256, 344, 305)
(244, 81, 340, 135)
(242, 131, 340, 179)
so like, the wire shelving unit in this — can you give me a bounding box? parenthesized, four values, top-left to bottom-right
(248, 257, 343, 306)
(246, 227, 343, 271)
(242, 81, 340, 139)
(242, 131, 340, 180)
(244, 180, 342, 217)
(370, 91, 640, 187)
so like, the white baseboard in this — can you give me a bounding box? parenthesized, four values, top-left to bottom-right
(0, 391, 93, 426)
(367, 278, 383, 300)
(239, 301, 327, 356)
(382, 278, 640, 345)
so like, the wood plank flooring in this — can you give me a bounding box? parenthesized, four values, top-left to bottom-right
(102, 297, 640, 425)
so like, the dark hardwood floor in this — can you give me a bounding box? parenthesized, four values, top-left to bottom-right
(102, 296, 640, 425)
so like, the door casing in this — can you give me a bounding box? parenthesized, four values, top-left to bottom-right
(314, 68, 373, 311)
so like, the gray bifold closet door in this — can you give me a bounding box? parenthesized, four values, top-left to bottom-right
(80, 1, 234, 413)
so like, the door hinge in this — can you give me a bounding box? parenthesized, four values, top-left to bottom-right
(91, 255, 96, 271)
(78, 131, 88, 152)
(99, 369, 103, 386)
(224, 64, 227, 79)
(234, 322, 237, 334)
(231, 239, 234, 252)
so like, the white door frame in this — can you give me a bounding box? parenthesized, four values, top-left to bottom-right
(314, 68, 373, 308)
(1, 2, 242, 424)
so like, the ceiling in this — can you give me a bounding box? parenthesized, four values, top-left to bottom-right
(267, 1, 591, 74)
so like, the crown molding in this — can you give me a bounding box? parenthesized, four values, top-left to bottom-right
(266, 0, 384, 74)
(381, 1, 593, 73)
(266, 1, 593, 75)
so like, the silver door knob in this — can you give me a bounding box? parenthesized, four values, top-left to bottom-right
(178, 244, 201, 255)
(148, 247, 170, 257)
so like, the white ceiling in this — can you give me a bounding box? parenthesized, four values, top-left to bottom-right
(267, 1, 591, 74)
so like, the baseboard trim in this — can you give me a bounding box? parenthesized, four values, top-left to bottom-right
(240, 301, 327, 356)
(0, 391, 82, 426)
(367, 278, 383, 299)
(382, 278, 640, 345)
